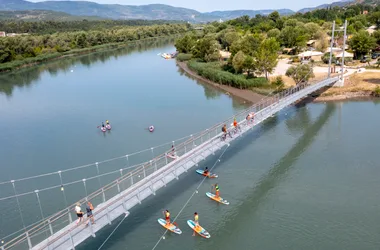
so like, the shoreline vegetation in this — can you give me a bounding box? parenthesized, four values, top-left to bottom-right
(0, 22, 188, 73)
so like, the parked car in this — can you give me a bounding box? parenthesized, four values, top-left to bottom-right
(360, 56, 369, 63)
(371, 53, 380, 59)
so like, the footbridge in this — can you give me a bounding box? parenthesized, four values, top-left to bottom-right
(1, 77, 339, 250)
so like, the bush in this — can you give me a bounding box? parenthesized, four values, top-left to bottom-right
(373, 86, 380, 97)
(187, 60, 269, 89)
(177, 53, 192, 62)
(291, 56, 300, 63)
(271, 76, 285, 89)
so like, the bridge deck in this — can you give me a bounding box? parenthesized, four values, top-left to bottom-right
(6, 77, 339, 250)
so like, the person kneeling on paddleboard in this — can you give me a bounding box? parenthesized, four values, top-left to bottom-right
(193, 212, 199, 236)
(204, 167, 209, 176)
(164, 210, 170, 226)
(213, 183, 220, 198)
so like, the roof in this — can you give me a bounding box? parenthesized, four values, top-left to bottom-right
(307, 40, 316, 45)
(297, 51, 323, 57)
(335, 51, 354, 58)
(219, 50, 231, 58)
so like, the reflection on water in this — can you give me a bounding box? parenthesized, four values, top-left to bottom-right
(0, 37, 176, 97)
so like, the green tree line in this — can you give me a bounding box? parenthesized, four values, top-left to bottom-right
(0, 19, 186, 34)
(0, 23, 188, 64)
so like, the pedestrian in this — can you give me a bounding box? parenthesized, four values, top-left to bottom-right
(86, 201, 95, 225)
(75, 203, 84, 225)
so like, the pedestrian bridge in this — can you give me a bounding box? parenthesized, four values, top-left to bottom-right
(1, 77, 340, 250)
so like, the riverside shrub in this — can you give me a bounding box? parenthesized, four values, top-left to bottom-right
(187, 60, 268, 89)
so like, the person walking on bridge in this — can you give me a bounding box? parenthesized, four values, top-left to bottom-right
(86, 201, 95, 226)
(75, 203, 84, 225)
(222, 124, 232, 140)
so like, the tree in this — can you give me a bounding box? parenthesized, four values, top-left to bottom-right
(305, 22, 321, 39)
(349, 30, 377, 59)
(268, 11, 280, 23)
(175, 34, 195, 53)
(285, 64, 315, 83)
(372, 30, 380, 45)
(232, 51, 246, 73)
(315, 31, 329, 52)
(254, 38, 280, 80)
(267, 28, 281, 40)
(192, 36, 221, 62)
(280, 26, 308, 52)
(230, 34, 263, 56)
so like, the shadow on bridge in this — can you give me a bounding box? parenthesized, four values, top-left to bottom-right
(76, 100, 321, 250)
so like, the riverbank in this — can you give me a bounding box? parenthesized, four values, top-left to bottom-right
(0, 36, 178, 73)
(312, 71, 380, 102)
(177, 61, 265, 104)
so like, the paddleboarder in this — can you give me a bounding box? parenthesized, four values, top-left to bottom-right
(204, 167, 209, 176)
(193, 212, 199, 236)
(213, 183, 220, 198)
(163, 210, 170, 226)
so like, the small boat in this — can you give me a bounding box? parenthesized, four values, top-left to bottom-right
(105, 124, 111, 130)
(101, 127, 106, 132)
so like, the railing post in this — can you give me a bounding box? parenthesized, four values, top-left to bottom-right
(68, 207, 73, 223)
(48, 219, 54, 235)
(69, 230, 75, 250)
(26, 231, 32, 249)
(130, 172, 133, 186)
(88, 219, 96, 238)
(117, 179, 121, 193)
(143, 166, 146, 178)
(102, 188, 106, 203)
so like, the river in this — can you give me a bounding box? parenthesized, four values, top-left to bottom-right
(1, 38, 380, 250)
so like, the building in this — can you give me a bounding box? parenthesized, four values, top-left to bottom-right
(219, 50, 231, 61)
(306, 40, 316, 48)
(0, 31, 5, 37)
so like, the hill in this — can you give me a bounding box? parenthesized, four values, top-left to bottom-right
(0, 9, 105, 20)
(298, 0, 355, 13)
(0, 0, 296, 22)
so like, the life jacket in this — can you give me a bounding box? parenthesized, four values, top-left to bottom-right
(215, 185, 219, 191)
(165, 212, 170, 218)
(194, 214, 199, 221)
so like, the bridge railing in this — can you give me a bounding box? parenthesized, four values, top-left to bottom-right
(2, 79, 330, 250)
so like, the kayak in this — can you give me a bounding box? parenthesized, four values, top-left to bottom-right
(187, 220, 210, 238)
(196, 170, 218, 178)
(206, 192, 229, 205)
(105, 124, 111, 130)
(100, 127, 106, 132)
(166, 153, 178, 159)
(157, 218, 182, 234)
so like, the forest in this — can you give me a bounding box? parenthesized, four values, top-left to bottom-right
(0, 23, 188, 69)
(174, 3, 380, 92)
(0, 19, 185, 34)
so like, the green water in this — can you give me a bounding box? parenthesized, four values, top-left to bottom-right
(1, 37, 380, 250)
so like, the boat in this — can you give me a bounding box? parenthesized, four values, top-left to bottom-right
(157, 218, 182, 234)
(101, 127, 106, 132)
(105, 124, 111, 130)
(187, 220, 210, 239)
(196, 169, 218, 178)
(205, 192, 229, 205)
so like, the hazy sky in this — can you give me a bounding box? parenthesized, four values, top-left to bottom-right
(29, 0, 340, 12)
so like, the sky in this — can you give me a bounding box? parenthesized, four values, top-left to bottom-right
(28, 0, 341, 12)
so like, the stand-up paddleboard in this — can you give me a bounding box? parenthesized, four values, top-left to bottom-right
(157, 218, 182, 234)
(196, 170, 218, 178)
(166, 153, 178, 159)
(206, 192, 229, 205)
(187, 220, 210, 239)
(100, 127, 106, 132)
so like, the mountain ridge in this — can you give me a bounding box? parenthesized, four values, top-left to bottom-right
(0, 0, 363, 22)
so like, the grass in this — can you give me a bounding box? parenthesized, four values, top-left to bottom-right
(320, 72, 380, 97)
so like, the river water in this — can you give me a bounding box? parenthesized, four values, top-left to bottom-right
(1, 38, 380, 250)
